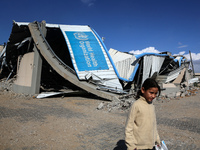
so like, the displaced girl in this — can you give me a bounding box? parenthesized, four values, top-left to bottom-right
(125, 78, 161, 150)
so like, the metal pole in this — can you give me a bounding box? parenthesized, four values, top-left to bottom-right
(189, 50, 195, 77)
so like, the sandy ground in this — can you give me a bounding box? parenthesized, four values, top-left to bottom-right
(0, 89, 200, 150)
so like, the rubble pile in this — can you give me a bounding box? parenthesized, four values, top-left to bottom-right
(0, 78, 15, 92)
(97, 85, 199, 112)
(0, 77, 37, 99)
(97, 98, 135, 112)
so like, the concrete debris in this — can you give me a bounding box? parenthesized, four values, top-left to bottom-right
(97, 99, 135, 112)
(97, 102, 104, 110)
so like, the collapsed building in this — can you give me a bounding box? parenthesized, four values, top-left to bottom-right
(0, 21, 199, 101)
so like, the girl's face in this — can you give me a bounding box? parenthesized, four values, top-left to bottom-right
(141, 87, 158, 103)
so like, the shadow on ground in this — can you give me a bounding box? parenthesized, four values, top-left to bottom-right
(113, 140, 127, 150)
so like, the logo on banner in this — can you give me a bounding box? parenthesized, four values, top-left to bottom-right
(74, 32, 88, 40)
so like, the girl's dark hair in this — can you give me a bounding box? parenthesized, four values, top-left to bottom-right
(136, 78, 161, 99)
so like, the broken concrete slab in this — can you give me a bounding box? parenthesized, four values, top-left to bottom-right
(162, 83, 177, 88)
(173, 68, 186, 84)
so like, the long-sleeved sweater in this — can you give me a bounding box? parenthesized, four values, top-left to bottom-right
(125, 96, 160, 150)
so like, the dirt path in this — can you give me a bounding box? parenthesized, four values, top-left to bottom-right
(0, 89, 200, 150)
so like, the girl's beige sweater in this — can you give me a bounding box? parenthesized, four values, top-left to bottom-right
(125, 96, 160, 150)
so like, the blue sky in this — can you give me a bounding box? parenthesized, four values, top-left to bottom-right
(0, 0, 200, 72)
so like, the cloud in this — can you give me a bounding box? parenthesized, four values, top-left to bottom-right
(129, 47, 160, 55)
(178, 42, 188, 48)
(178, 45, 188, 48)
(81, 0, 96, 6)
(178, 51, 186, 55)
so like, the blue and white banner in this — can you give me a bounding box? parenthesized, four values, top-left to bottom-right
(65, 31, 109, 71)
(60, 25, 122, 90)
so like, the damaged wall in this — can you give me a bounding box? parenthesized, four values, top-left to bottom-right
(12, 46, 42, 94)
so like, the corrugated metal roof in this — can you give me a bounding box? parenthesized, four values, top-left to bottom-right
(109, 48, 138, 81)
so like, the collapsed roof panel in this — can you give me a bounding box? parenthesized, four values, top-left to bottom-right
(27, 21, 124, 100)
(109, 48, 139, 82)
(165, 66, 185, 83)
(142, 55, 165, 83)
(59, 25, 122, 90)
